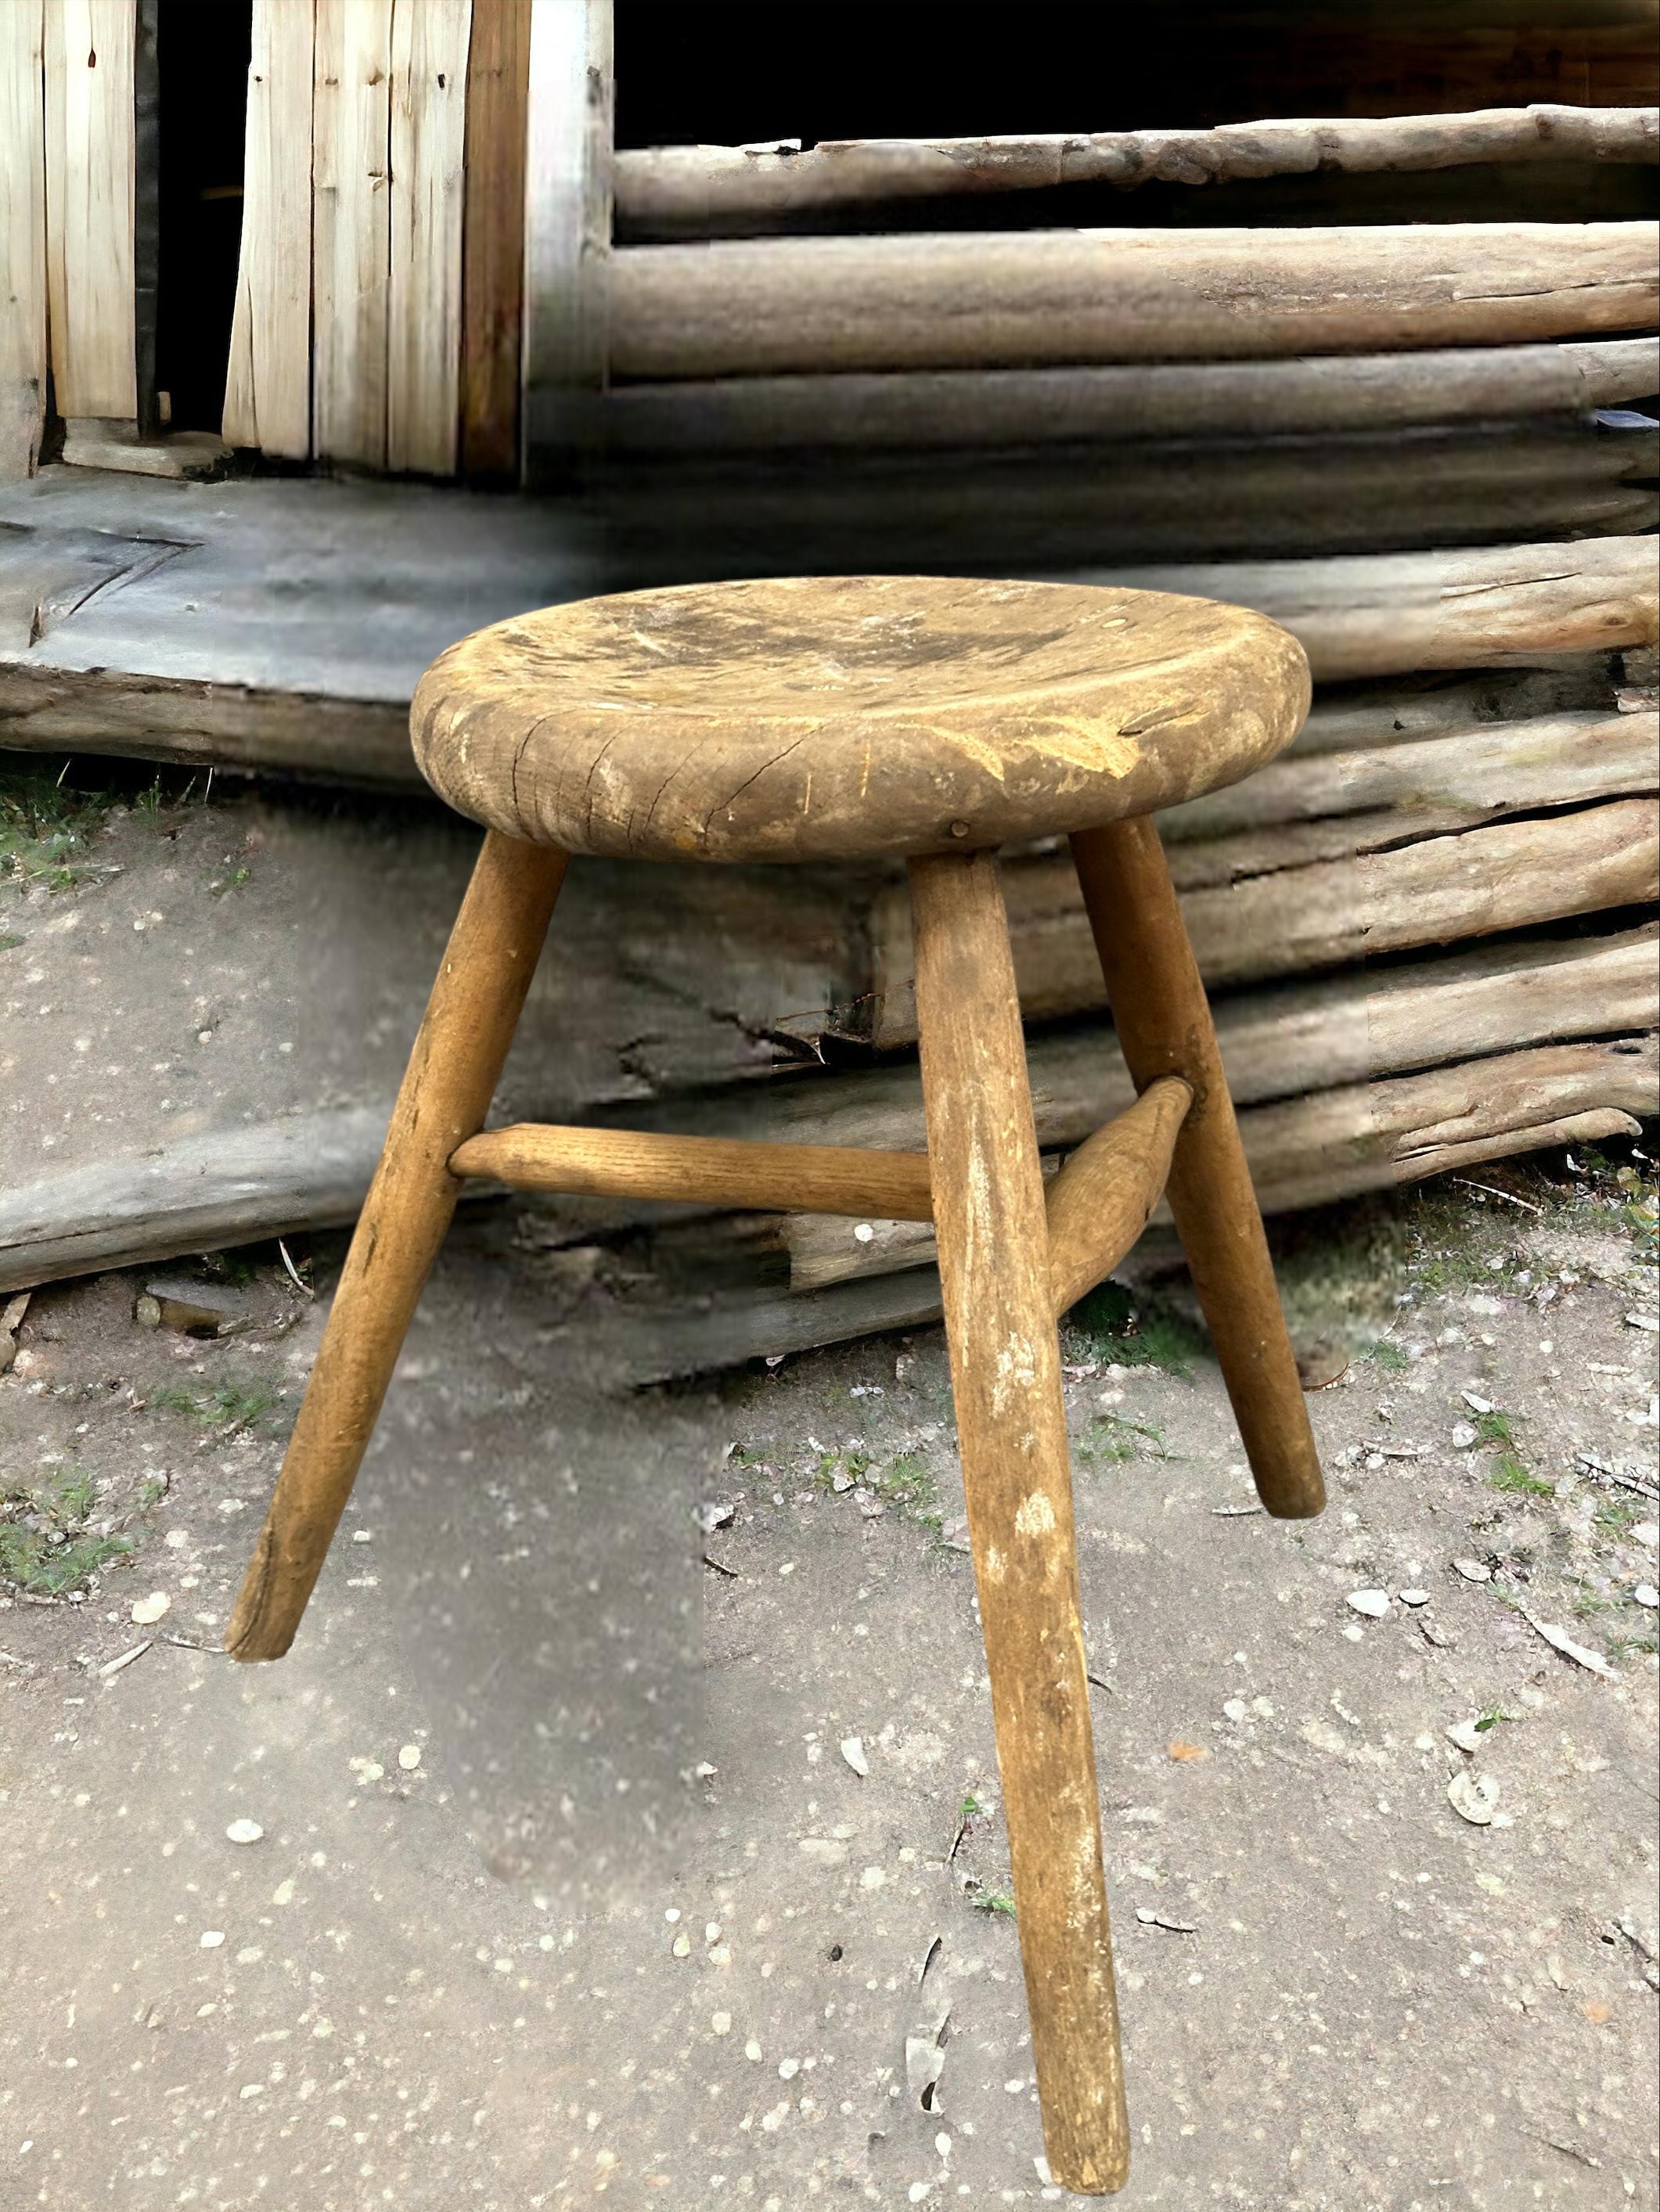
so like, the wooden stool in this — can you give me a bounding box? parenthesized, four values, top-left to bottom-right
(226, 576, 1326, 2196)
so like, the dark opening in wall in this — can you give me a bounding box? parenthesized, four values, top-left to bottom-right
(151, 0, 252, 435)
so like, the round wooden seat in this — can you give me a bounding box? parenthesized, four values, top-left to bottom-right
(412, 574, 1309, 864)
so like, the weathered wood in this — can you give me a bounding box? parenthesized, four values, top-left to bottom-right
(614, 106, 1660, 237)
(600, 337, 1660, 455)
(44, 0, 137, 421)
(414, 574, 1310, 865)
(1072, 819, 1326, 1520)
(459, 0, 531, 479)
(872, 800, 1660, 1045)
(523, 0, 613, 482)
(222, 0, 315, 459)
(909, 848, 1128, 2194)
(607, 223, 1658, 381)
(451, 1122, 934, 1218)
(227, 833, 569, 1663)
(312, 0, 393, 468)
(1045, 1077, 1190, 1319)
(1291, 666, 1621, 755)
(387, 0, 472, 475)
(0, 0, 48, 480)
(1077, 536, 1659, 685)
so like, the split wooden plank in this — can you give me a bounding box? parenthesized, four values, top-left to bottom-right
(387, 0, 472, 475)
(43, 0, 137, 422)
(222, 0, 316, 459)
(523, 0, 614, 482)
(614, 105, 1660, 237)
(459, 0, 531, 479)
(600, 336, 1660, 455)
(607, 223, 1658, 381)
(0, 0, 48, 479)
(312, 0, 393, 468)
(870, 799, 1660, 1045)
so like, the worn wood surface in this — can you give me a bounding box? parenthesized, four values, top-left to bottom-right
(414, 574, 1310, 863)
(1045, 1077, 1190, 1319)
(1072, 820, 1326, 1520)
(459, 0, 531, 479)
(600, 336, 1660, 455)
(523, 0, 613, 480)
(451, 1123, 934, 1218)
(607, 223, 1658, 380)
(614, 105, 1660, 236)
(226, 833, 569, 1663)
(871, 799, 1660, 1044)
(44, 0, 136, 422)
(312, 0, 393, 468)
(387, 0, 471, 474)
(909, 849, 1129, 2193)
(0, 0, 48, 479)
(222, 0, 315, 458)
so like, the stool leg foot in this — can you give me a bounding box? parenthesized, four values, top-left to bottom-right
(226, 833, 570, 1661)
(1070, 818, 1325, 1520)
(910, 849, 1129, 2197)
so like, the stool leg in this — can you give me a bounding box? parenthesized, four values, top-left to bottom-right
(1070, 817, 1324, 1520)
(226, 833, 570, 1661)
(909, 848, 1129, 2198)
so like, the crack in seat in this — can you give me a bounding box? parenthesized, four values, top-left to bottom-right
(412, 574, 1310, 863)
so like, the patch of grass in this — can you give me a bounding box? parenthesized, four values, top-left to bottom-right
(209, 862, 251, 896)
(38, 1466, 97, 1526)
(1473, 1408, 1518, 1451)
(147, 1377, 277, 1429)
(1062, 1281, 1204, 1379)
(956, 1793, 983, 1825)
(0, 1524, 132, 1597)
(0, 930, 23, 951)
(0, 764, 118, 894)
(1474, 1706, 1520, 1732)
(1078, 1411, 1172, 1466)
(873, 1448, 942, 1530)
(1486, 1454, 1554, 1499)
(971, 1889, 1017, 1919)
(1608, 1629, 1660, 1660)
(1594, 1497, 1644, 1537)
(1367, 1340, 1412, 1373)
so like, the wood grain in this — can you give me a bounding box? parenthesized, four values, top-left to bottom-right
(1070, 818, 1325, 1521)
(1045, 1077, 1190, 1318)
(523, 0, 613, 482)
(909, 847, 1129, 2196)
(44, 0, 137, 421)
(607, 223, 1658, 381)
(222, 0, 315, 457)
(227, 833, 568, 1662)
(312, 0, 393, 468)
(0, 0, 48, 478)
(387, 0, 471, 474)
(451, 1123, 934, 1218)
(614, 104, 1660, 236)
(459, 0, 531, 479)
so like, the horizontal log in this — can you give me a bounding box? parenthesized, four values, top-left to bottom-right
(870, 800, 1660, 1044)
(1075, 535, 1659, 684)
(599, 337, 1660, 454)
(607, 224, 1658, 380)
(1044, 1077, 1190, 1318)
(1292, 664, 1622, 754)
(614, 106, 1660, 237)
(780, 1036, 1658, 1293)
(449, 1123, 934, 1219)
(2, 928, 1651, 1297)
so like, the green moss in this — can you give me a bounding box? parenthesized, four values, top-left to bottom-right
(1061, 1281, 1204, 1379)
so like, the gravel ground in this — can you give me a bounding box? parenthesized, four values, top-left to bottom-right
(2, 1139, 1656, 2212)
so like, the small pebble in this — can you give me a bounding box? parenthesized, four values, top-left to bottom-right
(1450, 1423, 1478, 1450)
(200, 1930, 225, 1948)
(1635, 1585, 1658, 1610)
(225, 1818, 264, 1846)
(1398, 1588, 1430, 1607)
(1446, 1719, 1485, 1755)
(398, 1744, 422, 1771)
(1222, 1697, 1248, 1722)
(840, 1735, 870, 1776)
(711, 2012, 732, 2035)
(672, 1933, 692, 1958)
(1345, 1590, 1391, 1619)
(1453, 1559, 1492, 1583)
(130, 1592, 170, 1625)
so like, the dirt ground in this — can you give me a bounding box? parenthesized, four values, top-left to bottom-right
(2, 763, 1658, 2210)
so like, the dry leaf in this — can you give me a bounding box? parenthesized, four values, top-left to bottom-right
(1168, 1741, 1208, 1762)
(1581, 2000, 1612, 2023)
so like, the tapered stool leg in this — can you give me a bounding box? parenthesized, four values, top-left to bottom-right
(1070, 818, 1324, 1520)
(909, 848, 1129, 2198)
(226, 833, 570, 1661)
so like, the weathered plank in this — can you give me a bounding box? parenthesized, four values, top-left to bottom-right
(600, 337, 1660, 455)
(614, 105, 1660, 237)
(607, 223, 1658, 380)
(459, 0, 531, 478)
(387, 0, 471, 474)
(44, 0, 137, 422)
(523, 0, 613, 482)
(0, 0, 48, 479)
(312, 0, 393, 467)
(223, 0, 315, 458)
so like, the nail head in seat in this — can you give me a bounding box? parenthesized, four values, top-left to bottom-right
(412, 574, 1310, 865)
